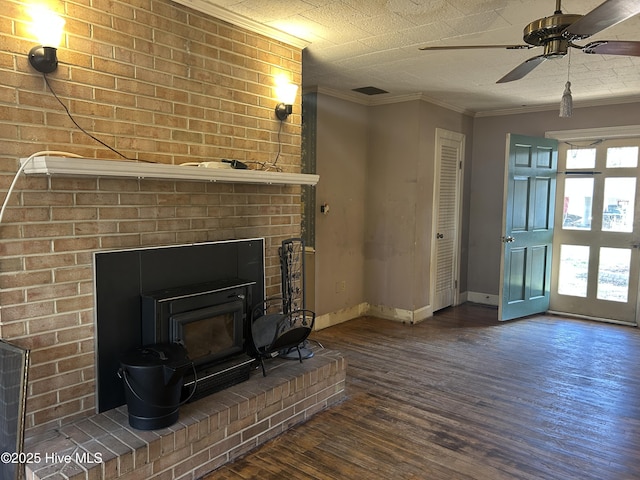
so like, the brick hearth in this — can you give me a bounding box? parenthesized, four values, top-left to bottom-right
(24, 349, 345, 480)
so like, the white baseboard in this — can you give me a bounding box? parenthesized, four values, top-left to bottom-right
(315, 294, 501, 330)
(315, 303, 369, 330)
(467, 291, 499, 306)
(315, 302, 433, 329)
(367, 304, 432, 324)
(413, 305, 432, 323)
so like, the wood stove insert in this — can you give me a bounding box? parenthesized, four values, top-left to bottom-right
(141, 278, 256, 402)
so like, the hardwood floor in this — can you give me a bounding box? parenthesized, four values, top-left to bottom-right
(203, 303, 640, 479)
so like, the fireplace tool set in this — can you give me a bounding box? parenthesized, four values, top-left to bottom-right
(249, 238, 316, 376)
(279, 238, 315, 360)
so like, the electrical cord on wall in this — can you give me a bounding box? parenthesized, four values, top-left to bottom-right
(1, 73, 152, 228)
(272, 118, 283, 170)
(243, 119, 284, 172)
(43, 74, 156, 164)
(0, 150, 82, 225)
(41, 71, 294, 172)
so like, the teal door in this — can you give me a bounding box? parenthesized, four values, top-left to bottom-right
(499, 134, 558, 321)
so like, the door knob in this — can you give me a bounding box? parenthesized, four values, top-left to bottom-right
(436, 233, 444, 239)
(502, 235, 515, 243)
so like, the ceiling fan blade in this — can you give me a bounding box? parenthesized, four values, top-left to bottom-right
(496, 55, 546, 83)
(563, 0, 640, 38)
(419, 44, 534, 51)
(581, 40, 640, 56)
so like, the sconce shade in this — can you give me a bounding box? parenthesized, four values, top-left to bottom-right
(28, 6, 65, 47)
(275, 83, 298, 105)
(274, 83, 298, 121)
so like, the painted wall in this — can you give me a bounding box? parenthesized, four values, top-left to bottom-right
(313, 94, 473, 324)
(366, 101, 423, 314)
(314, 93, 368, 321)
(468, 102, 640, 299)
(366, 100, 474, 319)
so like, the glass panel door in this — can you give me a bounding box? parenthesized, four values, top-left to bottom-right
(562, 177, 593, 230)
(557, 244, 589, 297)
(550, 139, 640, 325)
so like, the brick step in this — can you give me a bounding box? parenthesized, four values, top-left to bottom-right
(25, 349, 346, 480)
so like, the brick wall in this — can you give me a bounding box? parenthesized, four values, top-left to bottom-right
(0, 0, 302, 434)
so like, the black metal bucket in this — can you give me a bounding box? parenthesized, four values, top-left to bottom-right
(119, 343, 191, 430)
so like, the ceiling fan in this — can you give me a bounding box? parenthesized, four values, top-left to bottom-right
(419, 0, 640, 83)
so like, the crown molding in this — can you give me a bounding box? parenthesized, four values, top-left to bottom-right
(305, 86, 371, 105)
(369, 92, 424, 106)
(172, 0, 310, 49)
(475, 95, 640, 117)
(415, 93, 474, 116)
(306, 86, 639, 118)
(306, 86, 474, 116)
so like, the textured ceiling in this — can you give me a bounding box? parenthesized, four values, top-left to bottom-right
(186, 0, 640, 115)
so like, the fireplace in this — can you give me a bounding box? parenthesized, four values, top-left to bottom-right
(93, 239, 265, 413)
(141, 278, 256, 401)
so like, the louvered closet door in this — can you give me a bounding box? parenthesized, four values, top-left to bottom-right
(433, 129, 464, 312)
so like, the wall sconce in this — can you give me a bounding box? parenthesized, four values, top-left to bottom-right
(28, 6, 65, 73)
(274, 82, 298, 121)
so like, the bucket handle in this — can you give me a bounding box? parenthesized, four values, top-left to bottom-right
(117, 362, 197, 409)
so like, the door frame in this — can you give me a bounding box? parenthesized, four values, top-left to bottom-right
(430, 128, 465, 312)
(546, 125, 640, 325)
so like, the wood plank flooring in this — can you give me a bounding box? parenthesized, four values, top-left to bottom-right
(203, 303, 640, 479)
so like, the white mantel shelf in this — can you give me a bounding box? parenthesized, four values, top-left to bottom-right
(20, 156, 319, 186)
